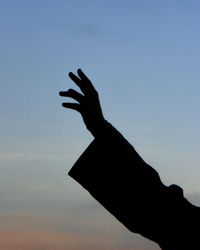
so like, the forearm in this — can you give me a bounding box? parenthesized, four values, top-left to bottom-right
(68, 120, 165, 242)
(68, 123, 195, 248)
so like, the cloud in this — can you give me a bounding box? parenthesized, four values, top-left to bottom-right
(0, 152, 73, 162)
(0, 152, 25, 160)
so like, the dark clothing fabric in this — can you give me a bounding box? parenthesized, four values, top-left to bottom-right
(68, 121, 200, 249)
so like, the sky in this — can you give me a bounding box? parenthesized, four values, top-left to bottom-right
(0, 0, 200, 249)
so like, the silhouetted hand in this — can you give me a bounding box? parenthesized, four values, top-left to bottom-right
(59, 69, 106, 137)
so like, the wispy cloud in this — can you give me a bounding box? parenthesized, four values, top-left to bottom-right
(0, 152, 73, 161)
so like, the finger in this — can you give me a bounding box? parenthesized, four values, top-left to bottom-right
(68, 72, 81, 84)
(68, 72, 87, 94)
(62, 103, 81, 112)
(77, 68, 90, 81)
(77, 69, 97, 94)
(59, 89, 84, 103)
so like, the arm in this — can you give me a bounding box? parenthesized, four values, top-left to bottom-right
(59, 69, 200, 249)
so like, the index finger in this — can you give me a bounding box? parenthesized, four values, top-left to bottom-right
(77, 68, 90, 81)
(68, 72, 86, 95)
(78, 68, 97, 92)
(69, 69, 97, 95)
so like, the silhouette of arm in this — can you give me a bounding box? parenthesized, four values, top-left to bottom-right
(59, 69, 200, 250)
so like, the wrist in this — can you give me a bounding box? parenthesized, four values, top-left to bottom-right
(88, 117, 108, 137)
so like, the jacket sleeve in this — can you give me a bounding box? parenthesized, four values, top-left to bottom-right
(68, 121, 199, 249)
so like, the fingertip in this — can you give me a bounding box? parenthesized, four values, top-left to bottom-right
(77, 68, 88, 80)
(68, 72, 73, 77)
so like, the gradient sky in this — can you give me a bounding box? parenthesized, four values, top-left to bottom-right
(1, 0, 200, 249)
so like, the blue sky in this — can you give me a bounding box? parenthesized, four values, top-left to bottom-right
(0, 1, 200, 249)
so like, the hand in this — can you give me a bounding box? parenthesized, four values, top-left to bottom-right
(59, 69, 106, 136)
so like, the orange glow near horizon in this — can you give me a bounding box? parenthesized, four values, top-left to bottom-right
(0, 230, 148, 250)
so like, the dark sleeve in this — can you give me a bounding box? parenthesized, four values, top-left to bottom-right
(68, 121, 200, 249)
